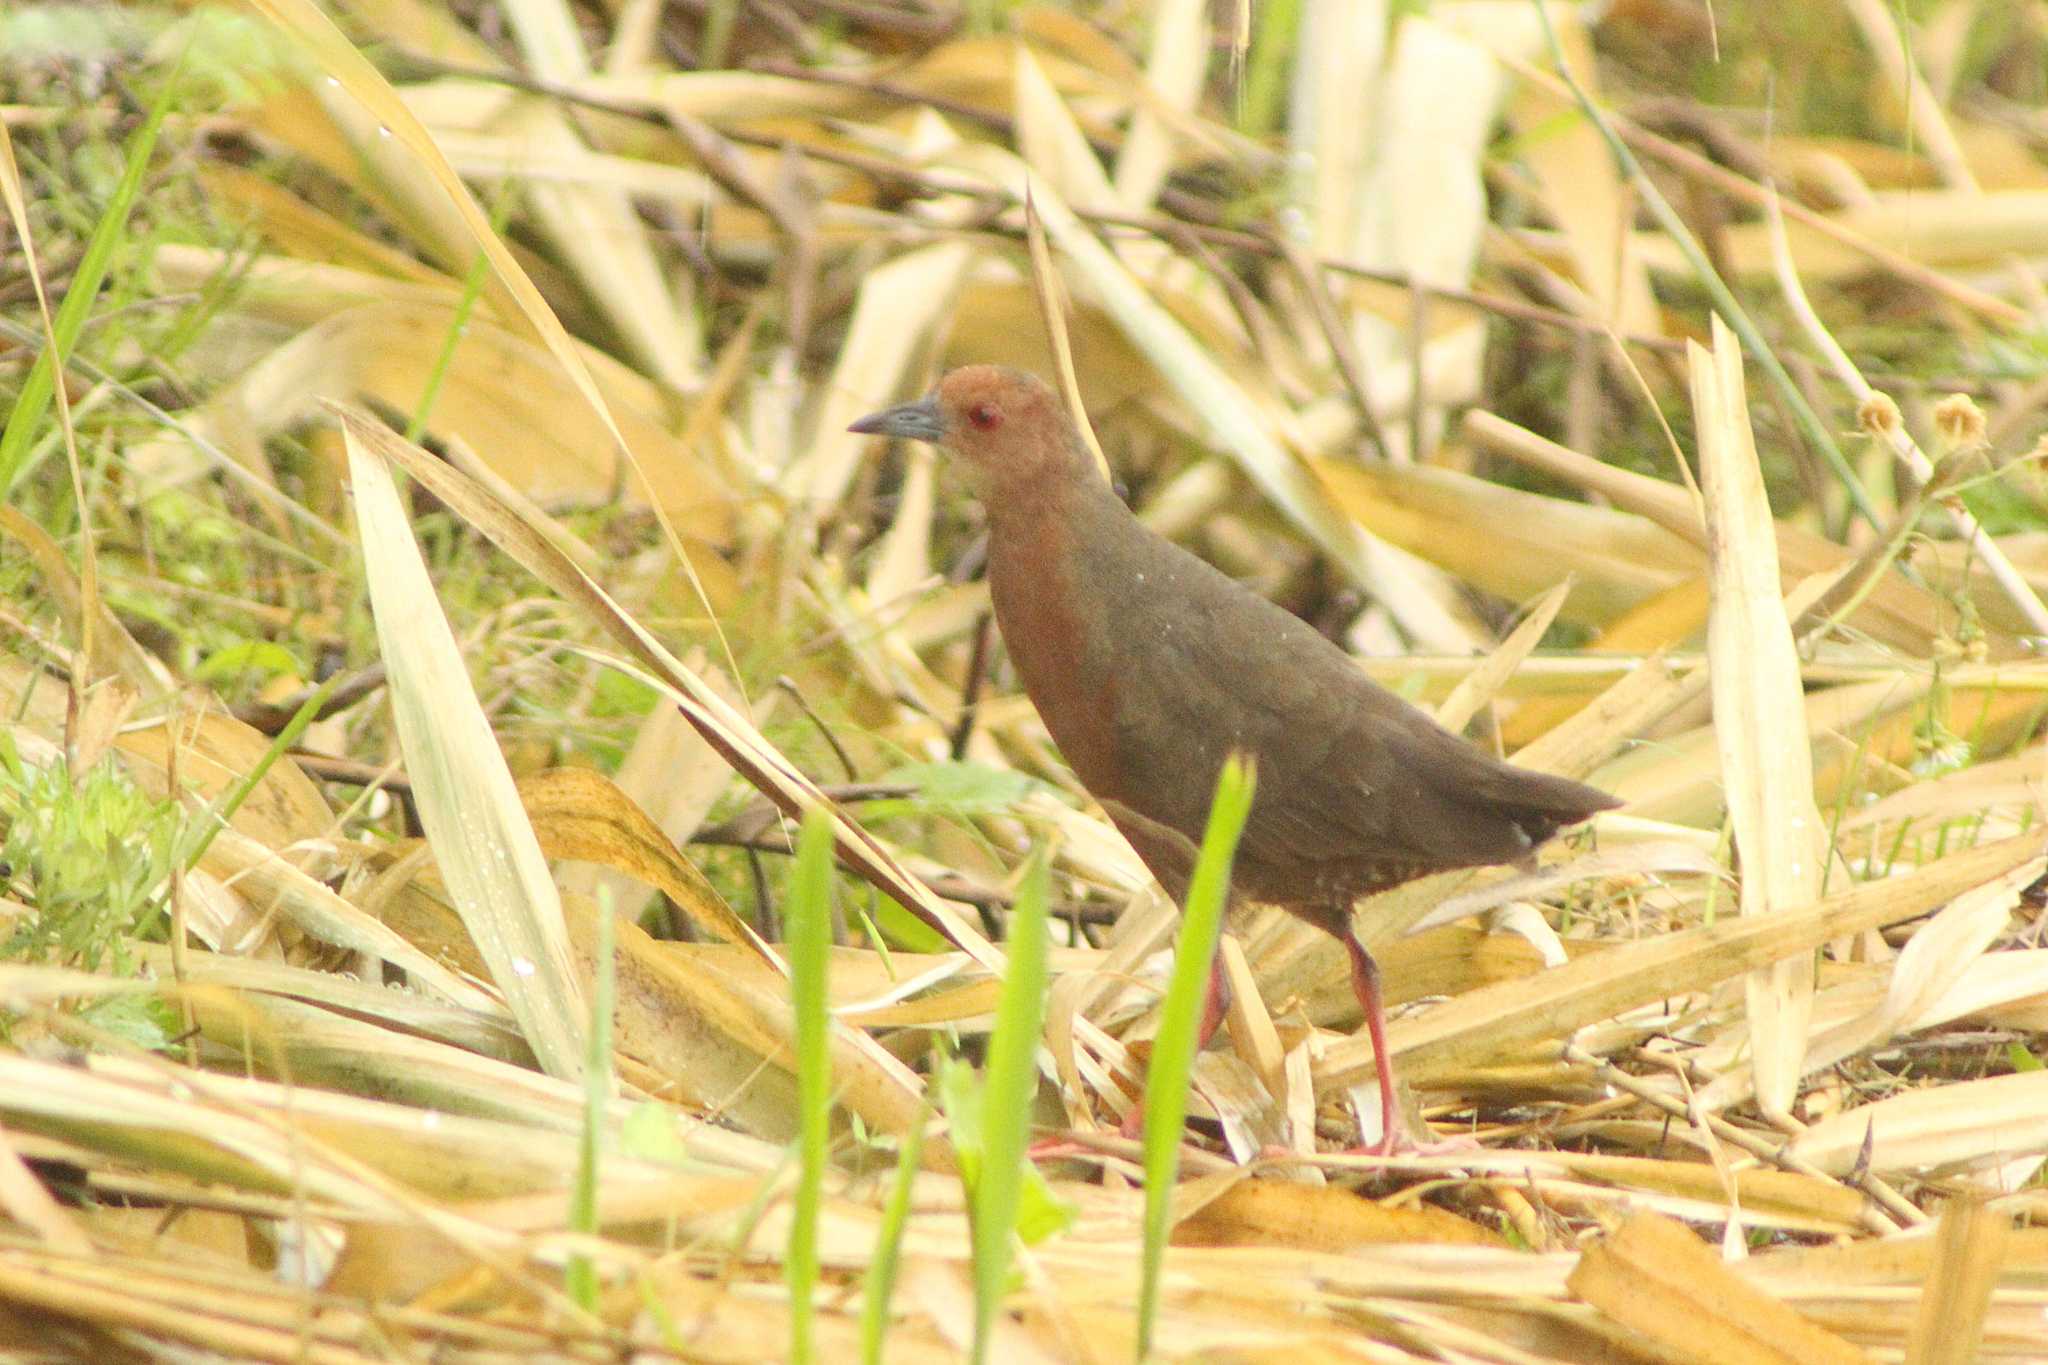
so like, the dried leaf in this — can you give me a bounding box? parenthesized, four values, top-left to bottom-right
(1567, 1212, 1869, 1365)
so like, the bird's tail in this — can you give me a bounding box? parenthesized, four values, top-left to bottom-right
(1472, 766, 1622, 849)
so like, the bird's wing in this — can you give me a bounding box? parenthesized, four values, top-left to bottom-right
(1082, 509, 1612, 877)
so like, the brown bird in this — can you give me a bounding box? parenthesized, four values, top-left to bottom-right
(851, 366, 1618, 1151)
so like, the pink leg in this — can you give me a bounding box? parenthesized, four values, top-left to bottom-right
(1198, 948, 1232, 1049)
(1343, 932, 1401, 1156)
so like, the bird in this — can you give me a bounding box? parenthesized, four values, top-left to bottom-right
(850, 366, 1619, 1152)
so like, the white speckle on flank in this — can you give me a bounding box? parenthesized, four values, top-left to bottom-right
(510, 956, 536, 978)
(421, 1111, 442, 1130)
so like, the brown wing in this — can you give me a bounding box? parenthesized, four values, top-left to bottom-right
(1082, 509, 1615, 894)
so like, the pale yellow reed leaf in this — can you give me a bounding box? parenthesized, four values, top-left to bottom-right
(1111, 0, 1207, 212)
(1691, 315, 1824, 1117)
(1434, 578, 1569, 734)
(1793, 1069, 2048, 1181)
(200, 829, 495, 1012)
(1903, 1195, 2006, 1365)
(344, 417, 588, 1083)
(494, 0, 702, 385)
(1311, 457, 1701, 627)
(1288, 0, 1387, 257)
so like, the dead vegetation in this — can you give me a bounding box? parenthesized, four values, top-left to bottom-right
(5, 0, 2048, 1360)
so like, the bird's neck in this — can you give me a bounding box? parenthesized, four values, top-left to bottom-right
(982, 472, 1131, 797)
(983, 465, 1123, 577)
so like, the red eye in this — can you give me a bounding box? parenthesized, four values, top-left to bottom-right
(967, 402, 1001, 430)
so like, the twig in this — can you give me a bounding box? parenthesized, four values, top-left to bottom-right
(1561, 1042, 1922, 1234)
(776, 674, 859, 782)
(1503, 61, 2025, 328)
(1278, 237, 1393, 463)
(1528, 6, 1881, 533)
(692, 825, 1116, 924)
(949, 611, 994, 761)
(232, 664, 388, 734)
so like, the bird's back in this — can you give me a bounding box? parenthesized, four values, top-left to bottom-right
(987, 475, 1617, 910)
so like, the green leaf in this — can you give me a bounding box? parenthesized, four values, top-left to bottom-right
(191, 640, 302, 686)
(869, 895, 950, 954)
(859, 1108, 926, 1365)
(786, 808, 835, 1365)
(1139, 754, 1256, 1359)
(872, 761, 1045, 818)
(939, 1051, 1074, 1253)
(620, 1101, 693, 1165)
(79, 992, 177, 1051)
(0, 60, 179, 493)
(969, 850, 1053, 1364)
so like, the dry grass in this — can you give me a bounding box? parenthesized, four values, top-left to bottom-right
(6, 0, 2048, 1360)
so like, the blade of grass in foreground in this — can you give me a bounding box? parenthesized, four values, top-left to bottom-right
(176, 674, 340, 872)
(1139, 755, 1255, 1359)
(971, 851, 1051, 1365)
(859, 1100, 926, 1365)
(786, 809, 834, 1365)
(406, 185, 515, 445)
(566, 892, 615, 1311)
(343, 416, 586, 1080)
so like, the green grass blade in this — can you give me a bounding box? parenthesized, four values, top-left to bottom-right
(1138, 754, 1256, 1359)
(1236, 0, 1301, 137)
(177, 674, 340, 872)
(859, 1102, 926, 1365)
(0, 67, 179, 495)
(786, 808, 835, 1365)
(566, 891, 615, 1311)
(971, 850, 1050, 1365)
(405, 187, 513, 445)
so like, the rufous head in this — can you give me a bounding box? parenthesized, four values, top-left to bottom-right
(848, 366, 1091, 493)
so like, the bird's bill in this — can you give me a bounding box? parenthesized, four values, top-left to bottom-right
(847, 395, 945, 442)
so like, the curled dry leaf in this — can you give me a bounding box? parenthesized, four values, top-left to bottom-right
(516, 766, 765, 959)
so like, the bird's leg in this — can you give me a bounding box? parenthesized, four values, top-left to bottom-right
(1342, 930, 1402, 1157)
(1338, 930, 1483, 1157)
(1198, 947, 1233, 1049)
(1116, 937, 1234, 1141)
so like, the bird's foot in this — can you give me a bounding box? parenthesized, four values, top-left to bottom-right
(1116, 1105, 1144, 1142)
(1026, 1135, 1088, 1162)
(1025, 1128, 1135, 1162)
(1027, 1105, 1211, 1161)
(1350, 1127, 1484, 1158)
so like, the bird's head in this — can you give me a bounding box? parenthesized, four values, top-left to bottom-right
(849, 366, 1091, 494)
